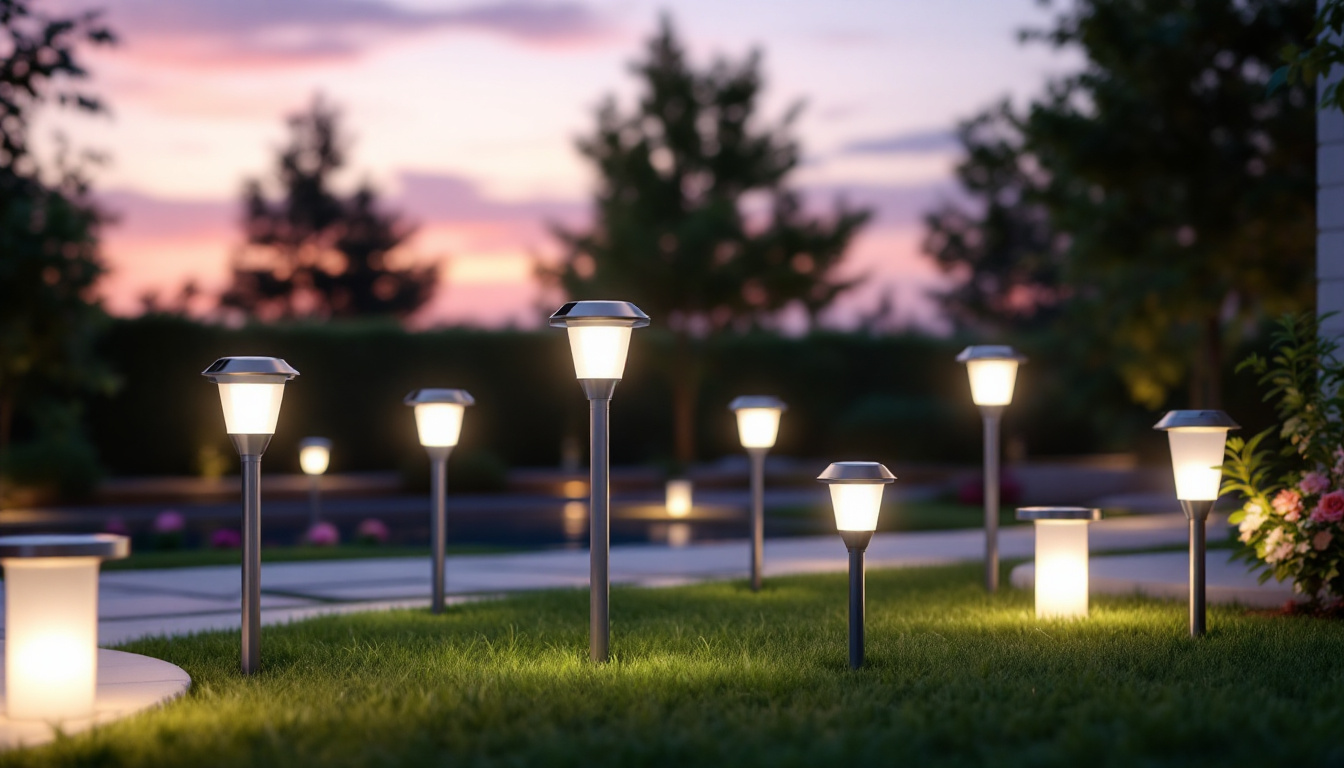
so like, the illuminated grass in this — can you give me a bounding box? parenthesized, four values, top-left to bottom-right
(6, 564, 1343, 767)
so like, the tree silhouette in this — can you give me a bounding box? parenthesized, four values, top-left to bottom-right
(221, 97, 438, 321)
(0, 0, 117, 502)
(546, 18, 870, 463)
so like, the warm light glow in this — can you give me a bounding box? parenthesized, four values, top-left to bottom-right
(666, 479, 693, 518)
(3, 558, 100, 721)
(299, 444, 330, 475)
(667, 522, 691, 548)
(566, 325, 632, 379)
(965, 359, 1020, 406)
(216, 381, 286, 434)
(413, 403, 466, 447)
(562, 500, 587, 540)
(735, 408, 782, 449)
(1034, 521, 1089, 619)
(1167, 428, 1231, 501)
(828, 484, 886, 532)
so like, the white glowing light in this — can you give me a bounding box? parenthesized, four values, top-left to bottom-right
(828, 484, 886, 532)
(299, 444, 330, 475)
(735, 408, 782, 449)
(413, 403, 466, 448)
(666, 479, 693, 518)
(1166, 428, 1231, 501)
(566, 325, 633, 380)
(216, 381, 287, 435)
(1034, 521, 1090, 619)
(3, 558, 100, 721)
(965, 359, 1020, 407)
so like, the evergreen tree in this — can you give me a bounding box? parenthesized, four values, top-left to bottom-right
(547, 18, 870, 462)
(221, 97, 438, 321)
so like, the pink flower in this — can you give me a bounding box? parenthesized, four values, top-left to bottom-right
(1272, 489, 1303, 518)
(153, 510, 185, 534)
(1311, 490, 1344, 524)
(1314, 530, 1334, 551)
(304, 522, 340, 547)
(104, 516, 129, 536)
(1301, 471, 1331, 496)
(210, 529, 241, 549)
(356, 518, 389, 545)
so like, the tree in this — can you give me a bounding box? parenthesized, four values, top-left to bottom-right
(221, 97, 438, 321)
(546, 18, 871, 463)
(0, 0, 117, 501)
(927, 0, 1315, 410)
(1270, 0, 1344, 113)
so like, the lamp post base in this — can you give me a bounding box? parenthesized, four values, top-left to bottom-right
(1180, 499, 1213, 638)
(583, 379, 618, 663)
(840, 530, 872, 670)
(748, 448, 767, 592)
(980, 407, 1004, 593)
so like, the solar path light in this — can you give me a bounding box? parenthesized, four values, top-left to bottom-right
(550, 300, 649, 663)
(0, 534, 128, 721)
(298, 437, 331, 526)
(729, 395, 787, 591)
(202, 355, 299, 674)
(957, 345, 1025, 593)
(1155, 410, 1239, 637)
(665, 478, 692, 518)
(1016, 507, 1102, 619)
(405, 388, 475, 615)
(818, 461, 895, 670)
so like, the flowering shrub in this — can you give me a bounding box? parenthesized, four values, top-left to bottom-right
(1224, 314, 1344, 601)
(304, 521, 340, 547)
(152, 509, 186, 550)
(356, 518, 390, 545)
(210, 528, 242, 549)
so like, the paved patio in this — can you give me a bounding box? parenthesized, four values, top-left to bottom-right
(0, 511, 1292, 645)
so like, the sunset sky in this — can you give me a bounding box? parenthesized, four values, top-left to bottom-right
(42, 0, 1075, 330)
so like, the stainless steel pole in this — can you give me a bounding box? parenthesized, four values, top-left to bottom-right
(308, 475, 321, 527)
(430, 452, 450, 614)
(241, 455, 262, 675)
(590, 395, 611, 662)
(982, 409, 1002, 592)
(848, 546, 864, 669)
(1190, 516, 1206, 637)
(749, 448, 766, 591)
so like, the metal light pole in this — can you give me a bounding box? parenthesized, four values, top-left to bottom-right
(1155, 410, 1238, 637)
(406, 389, 475, 615)
(957, 345, 1025, 593)
(729, 396, 787, 592)
(202, 356, 299, 674)
(550, 300, 649, 663)
(298, 437, 331, 527)
(818, 461, 895, 670)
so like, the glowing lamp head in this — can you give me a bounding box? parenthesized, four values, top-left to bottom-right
(405, 389, 475, 448)
(298, 437, 332, 475)
(666, 479, 693, 517)
(1017, 507, 1101, 620)
(817, 462, 896, 532)
(0, 534, 129, 721)
(201, 357, 299, 435)
(549, 301, 650, 380)
(728, 396, 787, 450)
(1154, 410, 1240, 501)
(956, 346, 1025, 407)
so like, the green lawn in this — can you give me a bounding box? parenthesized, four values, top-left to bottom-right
(8, 564, 1342, 767)
(102, 544, 513, 571)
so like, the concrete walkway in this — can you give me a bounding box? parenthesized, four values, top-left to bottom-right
(0, 512, 1295, 645)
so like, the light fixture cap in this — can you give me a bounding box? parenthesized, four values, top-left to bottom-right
(728, 395, 788, 412)
(817, 461, 896, 484)
(1015, 506, 1102, 521)
(201, 356, 299, 383)
(548, 300, 650, 328)
(0, 533, 129, 560)
(956, 345, 1026, 364)
(298, 436, 332, 451)
(1153, 410, 1240, 431)
(404, 388, 476, 407)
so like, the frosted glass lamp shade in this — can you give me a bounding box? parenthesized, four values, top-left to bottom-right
(817, 462, 896, 532)
(548, 301, 650, 381)
(298, 438, 331, 475)
(1035, 521, 1089, 619)
(566, 325, 633, 380)
(735, 409, 781, 448)
(1153, 411, 1240, 502)
(956, 346, 1026, 407)
(666, 479, 693, 517)
(201, 357, 299, 436)
(414, 404, 465, 447)
(0, 534, 128, 721)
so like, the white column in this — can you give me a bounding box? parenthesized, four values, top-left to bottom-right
(1320, 4, 1344, 337)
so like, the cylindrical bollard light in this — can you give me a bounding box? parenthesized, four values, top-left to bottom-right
(957, 345, 1025, 593)
(818, 461, 895, 670)
(298, 437, 331, 527)
(729, 396, 787, 592)
(1155, 410, 1238, 637)
(405, 388, 475, 615)
(665, 478, 693, 518)
(551, 300, 649, 663)
(203, 355, 299, 675)
(0, 534, 129, 721)
(1016, 507, 1102, 619)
